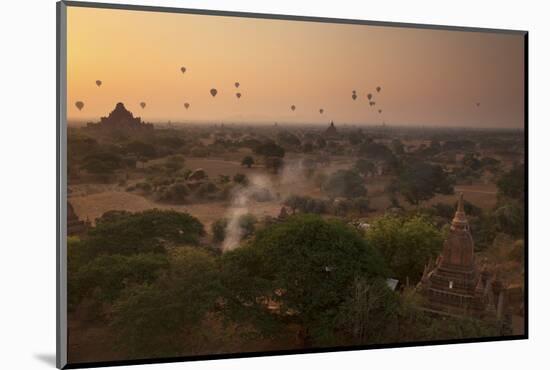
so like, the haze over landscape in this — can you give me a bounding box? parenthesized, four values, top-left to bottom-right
(67, 7, 524, 128)
(65, 5, 526, 365)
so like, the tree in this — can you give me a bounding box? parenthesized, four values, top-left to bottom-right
(396, 161, 454, 205)
(70, 253, 169, 305)
(315, 136, 326, 149)
(241, 155, 255, 168)
(284, 195, 328, 215)
(233, 173, 248, 185)
(322, 170, 367, 199)
(442, 140, 475, 152)
(497, 164, 524, 201)
(463, 152, 482, 171)
(265, 156, 284, 174)
(254, 141, 285, 158)
(337, 277, 399, 344)
(68, 134, 98, 158)
(351, 197, 370, 215)
(212, 218, 228, 242)
(164, 155, 185, 172)
(391, 139, 405, 156)
(220, 215, 387, 346)
(358, 142, 393, 161)
(277, 131, 301, 147)
(81, 151, 122, 175)
(125, 140, 157, 160)
(155, 135, 185, 150)
(494, 201, 524, 238)
(156, 183, 189, 204)
(365, 215, 443, 283)
(354, 159, 376, 177)
(480, 156, 501, 171)
(284, 195, 306, 213)
(84, 209, 205, 257)
(238, 213, 258, 239)
(112, 248, 221, 357)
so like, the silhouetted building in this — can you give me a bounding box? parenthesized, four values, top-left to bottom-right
(324, 121, 338, 138)
(87, 102, 153, 131)
(67, 201, 89, 236)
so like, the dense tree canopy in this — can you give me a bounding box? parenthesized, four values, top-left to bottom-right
(70, 253, 169, 304)
(82, 151, 123, 175)
(354, 158, 376, 177)
(254, 141, 285, 158)
(497, 164, 525, 201)
(125, 140, 157, 160)
(358, 142, 394, 161)
(365, 215, 443, 283)
(220, 215, 387, 345)
(395, 161, 454, 205)
(112, 248, 222, 357)
(277, 131, 301, 147)
(84, 209, 205, 257)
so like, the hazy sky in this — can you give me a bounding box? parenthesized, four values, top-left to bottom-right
(67, 6, 525, 128)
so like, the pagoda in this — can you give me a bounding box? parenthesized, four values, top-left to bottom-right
(86, 102, 153, 131)
(67, 201, 89, 236)
(324, 121, 338, 138)
(417, 193, 492, 317)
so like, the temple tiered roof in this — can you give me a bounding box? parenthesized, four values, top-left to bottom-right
(87, 102, 153, 130)
(324, 121, 338, 138)
(417, 193, 493, 318)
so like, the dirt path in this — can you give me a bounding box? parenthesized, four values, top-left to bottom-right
(455, 186, 497, 195)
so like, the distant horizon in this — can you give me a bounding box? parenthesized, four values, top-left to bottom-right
(67, 117, 524, 131)
(67, 7, 525, 128)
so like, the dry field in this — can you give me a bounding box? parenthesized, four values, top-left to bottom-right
(69, 153, 499, 233)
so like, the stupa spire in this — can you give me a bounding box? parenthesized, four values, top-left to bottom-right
(451, 192, 468, 230)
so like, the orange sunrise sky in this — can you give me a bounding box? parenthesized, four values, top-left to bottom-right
(66, 6, 525, 128)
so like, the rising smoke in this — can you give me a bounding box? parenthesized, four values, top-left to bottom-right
(222, 174, 274, 252)
(221, 159, 325, 252)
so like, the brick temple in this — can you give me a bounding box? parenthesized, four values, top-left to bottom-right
(417, 193, 495, 318)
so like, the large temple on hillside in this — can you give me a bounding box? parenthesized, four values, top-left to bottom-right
(417, 194, 500, 318)
(86, 102, 153, 131)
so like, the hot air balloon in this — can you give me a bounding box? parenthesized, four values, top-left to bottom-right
(378, 109, 382, 114)
(180, 66, 186, 74)
(319, 108, 324, 114)
(140, 102, 146, 109)
(236, 92, 242, 99)
(291, 105, 296, 111)
(184, 102, 190, 109)
(235, 82, 240, 88)
(75, 101, 84, 111)
(367, 93, 373, 101)
(376, 86, 381, 93)
(210, 88, 218, 97)
(95, 80, 102, 87)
